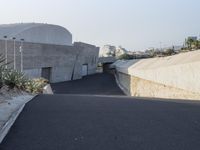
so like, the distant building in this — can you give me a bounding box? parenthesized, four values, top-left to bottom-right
(99, 45, 128, 58)
(0, 23, 99, 83)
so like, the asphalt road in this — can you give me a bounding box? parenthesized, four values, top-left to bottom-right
(51, 73, 124, 95)
(1, 73, 200, 150)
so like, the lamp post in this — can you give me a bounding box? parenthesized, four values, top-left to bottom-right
(3, 36, 8, 68)
(12, 37, 16, 70)
(19, 39, 24, 72)
(159, 42, 162, 51)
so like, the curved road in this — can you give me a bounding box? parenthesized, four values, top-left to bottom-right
(1, 73, 200, 150)
(51, 73, 124, 95)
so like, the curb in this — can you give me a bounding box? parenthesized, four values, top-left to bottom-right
(0, 104, 25, 143)
(0, 95, 37, 144)
(43, 84, 54, 94)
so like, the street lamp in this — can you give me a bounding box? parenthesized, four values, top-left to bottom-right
(19, 39, 24, 72)
(159, 42, 162, 51)
(3, 36, 8, 68)
(12, 37, 16, 70)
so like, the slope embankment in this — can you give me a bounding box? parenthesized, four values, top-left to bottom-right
(113, 50, 200, 100)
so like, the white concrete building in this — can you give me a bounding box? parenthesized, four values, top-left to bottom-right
(0, 23, 99, 83)
(0, 23, 72, 46)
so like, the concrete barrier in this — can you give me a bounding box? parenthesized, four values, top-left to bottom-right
(43, 84, 53, 94)
(113, 50, 200, 100)
(0, 95, 35, 143)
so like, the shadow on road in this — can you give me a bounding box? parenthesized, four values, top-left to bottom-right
(51, 73, 124, 95)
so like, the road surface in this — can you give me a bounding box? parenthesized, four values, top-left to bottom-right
(1, 73, 200, 150)
(51, 73, 124, 95)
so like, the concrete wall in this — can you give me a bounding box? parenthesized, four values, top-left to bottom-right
(113, 50, 200, 100)
(115, 72, 131, 95)
(24, 69, 42, 79)
(0, 40, 99, 83)
(73, 42, 99, 78)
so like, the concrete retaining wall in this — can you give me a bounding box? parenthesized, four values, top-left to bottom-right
(115, 72, 131, 95)
(114, 50, 200, 100)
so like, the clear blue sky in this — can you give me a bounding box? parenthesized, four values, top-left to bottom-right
(0, 0, 199, 51)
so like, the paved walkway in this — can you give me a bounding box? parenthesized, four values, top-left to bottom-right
(1, 73, 200, 150)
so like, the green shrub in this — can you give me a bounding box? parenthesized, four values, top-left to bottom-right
(3, 70, 28, 89)
(2, 68, 48, 93)
(25, 78, 48, 94)
(0, 67, 4, 88)
(118, 54, 135, 60)
(163, 49, 175, 56)
(0, 54, 6, 88)
(0, 52, 48, 93)
(25, 80, 41, 94)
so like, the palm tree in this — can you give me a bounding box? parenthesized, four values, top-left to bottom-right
(193, 40, 200, 49)
(186, 38, 195, 49)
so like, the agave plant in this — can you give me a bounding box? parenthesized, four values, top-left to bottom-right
(0, 54, 6, 88)
(3, 70, 28, 90)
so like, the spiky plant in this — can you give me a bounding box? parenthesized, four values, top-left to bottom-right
(3, 70, 28, 90)
(0, 54, 6, 88)
(25, 78, 48, 94)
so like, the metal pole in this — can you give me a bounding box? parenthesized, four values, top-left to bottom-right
(4, 36, 8, 68)
(134, 50, 136, 59)
(20, 39, 24, 72)
(160, 42, 162, 51)
(12, 37, 16, 70)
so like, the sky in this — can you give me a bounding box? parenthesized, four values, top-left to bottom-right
(0, 0, 199, 51)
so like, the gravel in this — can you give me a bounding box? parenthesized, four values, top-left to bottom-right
(0, 86, 31, 103)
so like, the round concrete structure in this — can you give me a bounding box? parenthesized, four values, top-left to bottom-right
(0, 23, 72, 46)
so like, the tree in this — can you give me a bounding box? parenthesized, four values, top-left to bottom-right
(106, 51, 115, 57)
(186, 38, 195, 49)
(0, 54, 8, 88)
(118, 54, 134, 60)
(145, 49, 156, 57)
(193, 40, 200, 49)
(163, 49, 175, 56)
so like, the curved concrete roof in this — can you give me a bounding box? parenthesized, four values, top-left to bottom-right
(0, 23, 72, 46)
